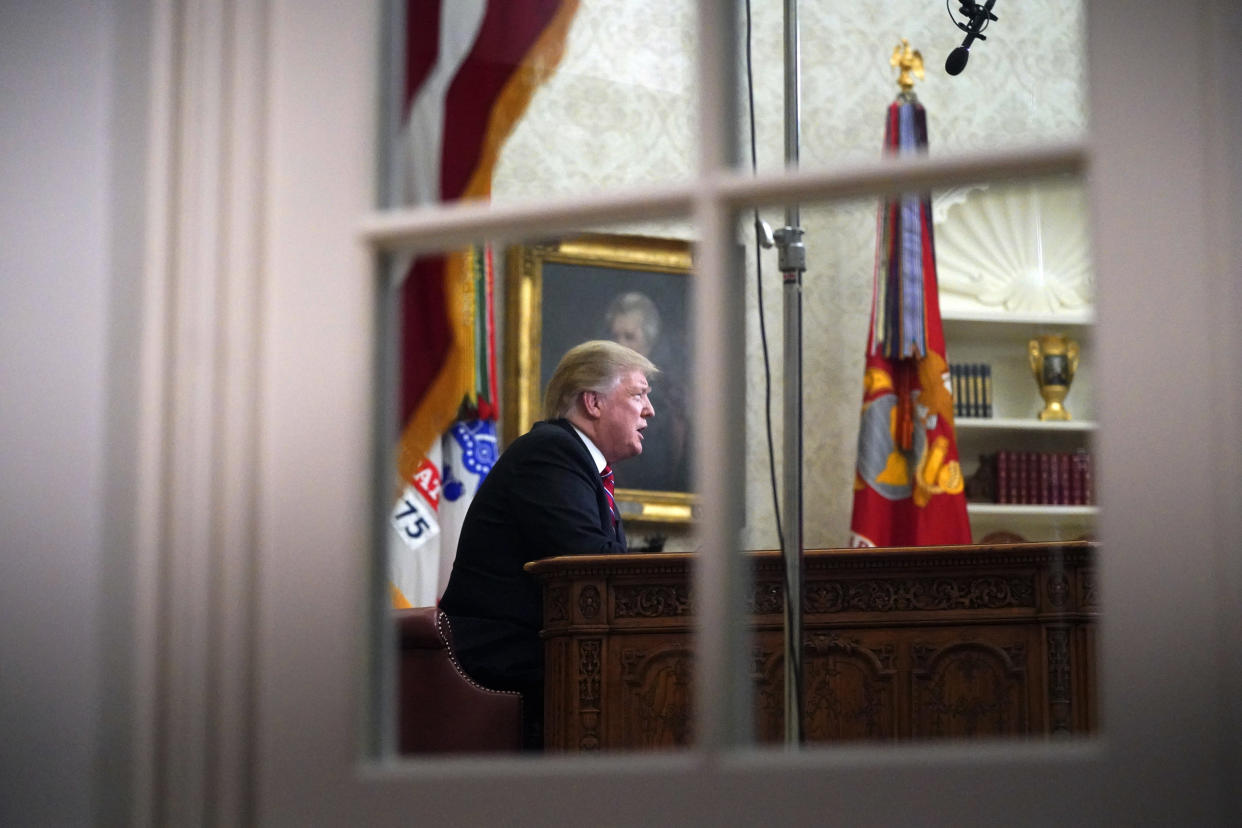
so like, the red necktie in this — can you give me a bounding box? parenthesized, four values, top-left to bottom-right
(601, 465, 618, 525)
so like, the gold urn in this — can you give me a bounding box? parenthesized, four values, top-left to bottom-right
(1028, 334, 1079, 421)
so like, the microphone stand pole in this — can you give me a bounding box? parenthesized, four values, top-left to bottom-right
(773, 0, 805, 747)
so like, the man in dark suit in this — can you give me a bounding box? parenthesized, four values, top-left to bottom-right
(439, 340, 657, 748)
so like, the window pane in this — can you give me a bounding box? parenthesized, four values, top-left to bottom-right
(380, 177, 1100, 758)
(734, 1, 1087, 174)
(377, 2, 1099, 761)
(385, 1, 697, 209)
(737, 175, 1098, 744)
(382, 221, 706, 756)
(739, 178, 1095, 552)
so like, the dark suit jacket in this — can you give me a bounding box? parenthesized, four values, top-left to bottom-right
(439, 419, 626, 691)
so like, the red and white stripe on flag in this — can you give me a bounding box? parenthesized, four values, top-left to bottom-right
(389, 0, 577, 607)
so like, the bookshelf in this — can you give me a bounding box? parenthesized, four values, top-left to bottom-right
(933, 178, 1096, 542)
(944, 312, 1096, 543)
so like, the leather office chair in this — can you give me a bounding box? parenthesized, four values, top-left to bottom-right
(396, 607, 524, 753)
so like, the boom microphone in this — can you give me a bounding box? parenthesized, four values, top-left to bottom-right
(945, 0, 998, 76)
(945, 45, 971, 76)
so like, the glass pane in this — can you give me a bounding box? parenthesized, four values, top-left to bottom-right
(382, 220, 705, 756)
(735, 1, 1087, 174)
(384, 1, 697, 209)
(738, 174, 1097, 744)
(739, 177, 1095, 553)
(378, 2, 1098, 760)
(381, 178, 1099, 758)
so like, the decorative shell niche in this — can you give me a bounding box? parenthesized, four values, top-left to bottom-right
(933, 178, 1094, 318)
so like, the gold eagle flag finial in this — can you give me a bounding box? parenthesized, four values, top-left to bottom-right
(891, 38, 924, 95)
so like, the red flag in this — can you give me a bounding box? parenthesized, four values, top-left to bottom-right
(849, 94, 972, 548)
(390, 0, 578, 608)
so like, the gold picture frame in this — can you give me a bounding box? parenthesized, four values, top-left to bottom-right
(503, 233, 697, 524)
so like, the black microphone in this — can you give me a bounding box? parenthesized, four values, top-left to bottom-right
(945, 0, 998, 76)
(945, 45, 970, 76)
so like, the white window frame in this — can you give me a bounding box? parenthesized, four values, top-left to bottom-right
(111, 0, 1240, 823)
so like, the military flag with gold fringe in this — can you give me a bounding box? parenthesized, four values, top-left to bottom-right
(849, 64, 972, 548)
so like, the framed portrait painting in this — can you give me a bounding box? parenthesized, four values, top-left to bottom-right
(503, 233, 696, 524)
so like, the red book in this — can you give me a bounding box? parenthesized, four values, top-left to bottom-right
(1048, 453, 1062, 505)
(1038, 452, 1052, 505)
(1013, 450, 1024, 505)
(1005, 449, 1016, 504)
(1070, 450, 1086, 505)
(1058, 452, 1072, 505)
(996, 450, 1009, 504)
(1081, 450, 1094, 505)
(1023, 451, 1038, 505)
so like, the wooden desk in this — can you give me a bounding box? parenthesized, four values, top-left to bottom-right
(526, 541, 1096, 751)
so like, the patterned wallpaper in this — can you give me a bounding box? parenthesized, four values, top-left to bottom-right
(492, 0, 1088, 551)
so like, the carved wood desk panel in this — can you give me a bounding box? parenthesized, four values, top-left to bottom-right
(525, 541, 1097, 752)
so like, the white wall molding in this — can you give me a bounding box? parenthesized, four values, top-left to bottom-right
(122, 0, 269, 823)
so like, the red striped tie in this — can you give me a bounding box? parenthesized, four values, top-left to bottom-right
(601, 465, 618, 525)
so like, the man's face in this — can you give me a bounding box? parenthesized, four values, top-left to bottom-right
(593, 369, 654, 463)
(609, 311, 652, 356)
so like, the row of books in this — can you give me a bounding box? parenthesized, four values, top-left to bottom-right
(950, 362, 992, 418)
(972, 449, 1095, 506)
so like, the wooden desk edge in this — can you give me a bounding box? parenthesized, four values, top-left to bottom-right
(525, 539, 1097, 577)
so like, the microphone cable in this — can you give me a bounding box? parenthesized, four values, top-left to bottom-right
(744, 0, 784, 553)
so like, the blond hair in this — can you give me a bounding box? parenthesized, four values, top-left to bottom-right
(542, 340, 658, 420)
